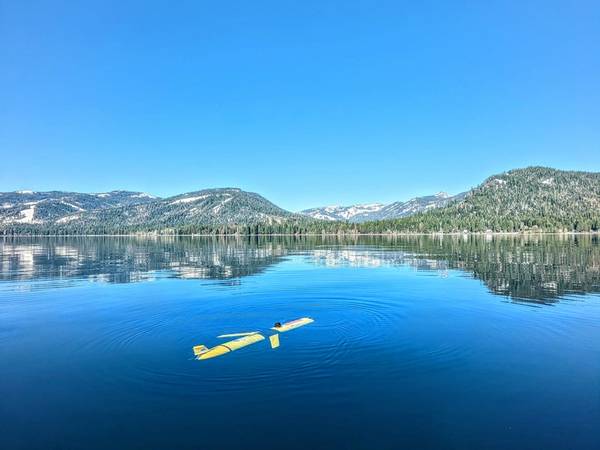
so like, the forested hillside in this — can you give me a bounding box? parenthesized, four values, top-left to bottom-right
(1, 188, 307, 234)
(357, 167, 600, 233)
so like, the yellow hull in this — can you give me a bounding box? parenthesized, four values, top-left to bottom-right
(194, 333, 265, 360)
(272, 317, 314, 332)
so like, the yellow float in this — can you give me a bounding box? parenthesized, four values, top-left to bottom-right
(193, 317, 313, 360)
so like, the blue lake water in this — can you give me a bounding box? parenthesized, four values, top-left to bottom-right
(1, 236, 599, 449)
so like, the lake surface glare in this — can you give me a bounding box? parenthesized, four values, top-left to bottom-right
(1, 236, 599, 449)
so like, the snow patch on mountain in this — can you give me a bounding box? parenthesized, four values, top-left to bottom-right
(132, 193, 156, 198)
(311, 212, 339, 221)
(15, 206, 36, 223)
(56, 214, 80, 223)
(171, 195, 209, 205)
(339, 204, 384, 220)
(212, 195, 234, 214)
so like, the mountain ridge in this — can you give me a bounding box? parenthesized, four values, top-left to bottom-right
(0, 188, 303, 233)
(300, 192, 465, 222)
(2, 167, 599, 234)
(0, 190, 158, 225)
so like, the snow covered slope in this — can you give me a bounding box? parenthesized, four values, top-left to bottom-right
(301, 192, 465, 223)
(0, 190, 157, 225)
(299, 203, 385, 222)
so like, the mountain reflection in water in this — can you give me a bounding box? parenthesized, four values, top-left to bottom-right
(1, 235, 599, 303)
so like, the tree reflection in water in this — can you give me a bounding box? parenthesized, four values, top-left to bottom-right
(1, 234, 599, 303)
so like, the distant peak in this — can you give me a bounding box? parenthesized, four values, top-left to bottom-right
(435, 192, 450, 198)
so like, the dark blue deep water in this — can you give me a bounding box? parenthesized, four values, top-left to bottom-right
(1, 236, 599, 449)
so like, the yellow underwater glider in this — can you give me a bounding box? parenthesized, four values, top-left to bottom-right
(193, 317, 314, 360)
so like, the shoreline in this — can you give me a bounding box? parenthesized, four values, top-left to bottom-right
(1, 231, 599, 238)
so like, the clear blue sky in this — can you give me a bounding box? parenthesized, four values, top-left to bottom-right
(1, 1, 599, 211)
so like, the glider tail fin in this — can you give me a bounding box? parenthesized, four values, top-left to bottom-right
(193, 345, 209, 358)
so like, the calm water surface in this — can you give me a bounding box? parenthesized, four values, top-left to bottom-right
(1, 236, 599, 449)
